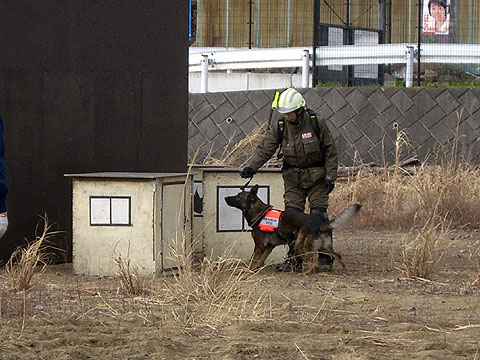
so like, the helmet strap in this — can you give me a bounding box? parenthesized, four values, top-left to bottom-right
(292, 107, 305, 123)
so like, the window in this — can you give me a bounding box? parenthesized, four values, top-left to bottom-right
(90, 196, 131, 226)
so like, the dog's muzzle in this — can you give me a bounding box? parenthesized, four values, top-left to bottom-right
(224, 196, 239, 208)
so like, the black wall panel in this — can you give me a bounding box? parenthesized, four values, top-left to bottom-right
(0, 1, 188, 263)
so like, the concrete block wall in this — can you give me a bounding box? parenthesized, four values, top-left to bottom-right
(189, 88, 480, 166)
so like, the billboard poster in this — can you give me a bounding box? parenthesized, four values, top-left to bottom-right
(423, 0, 450, 35)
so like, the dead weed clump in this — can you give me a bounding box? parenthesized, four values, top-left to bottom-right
(3, 218, 55, 293)
(203, 122, 281, 168)
(115, 255, 148, 296)
(401, 216, 452, 279)
(156, 164, 273, 326)
(332, 161, 480, 230)
(163, 240, 272, 327)
(472, 247, 480, 288)
(331, 170, 411, 228)
(331, 129, 480, 230)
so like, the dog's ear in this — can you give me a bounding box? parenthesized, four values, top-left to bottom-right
(247, 185, 259, 203)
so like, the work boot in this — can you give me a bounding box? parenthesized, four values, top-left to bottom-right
(276, 241, 302, 272)
(310, 207, 334, 271)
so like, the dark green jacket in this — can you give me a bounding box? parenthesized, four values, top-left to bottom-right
(247, 110, 338, 182)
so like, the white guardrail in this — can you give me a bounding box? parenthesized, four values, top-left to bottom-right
(189, 43, 480, 92)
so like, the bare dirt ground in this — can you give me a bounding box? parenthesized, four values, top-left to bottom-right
(1, 230, 480, 360)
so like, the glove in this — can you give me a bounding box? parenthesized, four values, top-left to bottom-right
(239, 166, 255, 179)
(325, 179, 335, 195)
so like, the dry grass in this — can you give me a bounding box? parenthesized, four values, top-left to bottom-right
(472, 247, 480, 288)
(330, 161, 480, 230)
(401, 216, 452, 279)
(203, 122, 281, 168)
(2, 218, 54, 293)
(200, 121, 480, 230)
(115, 255, 147, 296)
(151, 158, 274, 327)
(330, 127, 480, 230)
(162, 237, 272, 327)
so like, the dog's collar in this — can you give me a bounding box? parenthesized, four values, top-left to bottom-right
(248, 205, 273, 227)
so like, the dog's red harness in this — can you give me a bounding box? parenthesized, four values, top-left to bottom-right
(258, 209, 282, 232)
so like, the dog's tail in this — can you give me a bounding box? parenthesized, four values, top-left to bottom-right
(330, 203, 361, 230)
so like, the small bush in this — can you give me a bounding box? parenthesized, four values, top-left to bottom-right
(401, 217, 451, 279)
(162, 236, 271, 327)
(330, 127, 480, 230)
(115, 255, 147, 296)
(4, 218, 54, 292)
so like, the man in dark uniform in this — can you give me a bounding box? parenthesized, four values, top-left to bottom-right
(239, 88, 337, 271)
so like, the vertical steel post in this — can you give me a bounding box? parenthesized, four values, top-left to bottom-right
(468, 0, 473, 43)
(302, 49, 310, 88)
(408, 0, 413, 43)
(378, 0, 386, 85)
(417, 0, 422, 86)
(248, 0, 253, 49)
(346, 0, 351, 26)
(255, 0, 260, 47)
(346, 0, 354, 86)
(379, 0, 386, 33)
(226, 0, 230, 47)
(196, 0, 201, 45)
(312, 0, 320, 87)
(387, 0, 392, 44)
(201, 54, 208, 93)
(286, 0, 291, 46)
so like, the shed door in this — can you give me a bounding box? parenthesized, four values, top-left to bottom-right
(159, 177, 192, 271)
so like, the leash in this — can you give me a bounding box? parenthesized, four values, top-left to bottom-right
(248, 205, 273, 227)
(239, 175, 273, 227)
(240, 176, 253, 190)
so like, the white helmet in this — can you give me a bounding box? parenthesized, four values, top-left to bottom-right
(276, 88, 306, 114)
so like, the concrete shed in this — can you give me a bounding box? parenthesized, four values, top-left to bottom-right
(192, 167, 287, 266)
(66, 173, 193, 276)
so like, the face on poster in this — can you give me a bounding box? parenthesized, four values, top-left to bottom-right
(423, 0, 450, 35)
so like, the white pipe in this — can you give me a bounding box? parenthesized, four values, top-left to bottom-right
(302, 49, 310, 88)
(201, 54, 209, 93)
(405, 46, 414, 88)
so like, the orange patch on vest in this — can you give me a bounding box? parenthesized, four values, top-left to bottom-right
(258, 209, 282, 232)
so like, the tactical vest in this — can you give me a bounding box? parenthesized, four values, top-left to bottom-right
(258, 209, 282, 232)
(277, 109, 321, 143)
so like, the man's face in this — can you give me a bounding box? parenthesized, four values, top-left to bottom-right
(430, 2, 446, 25)
(282, 111, 298, 124)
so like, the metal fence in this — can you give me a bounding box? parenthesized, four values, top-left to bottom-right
(190, 0, 480, 86)
(191, 0, 313, 48)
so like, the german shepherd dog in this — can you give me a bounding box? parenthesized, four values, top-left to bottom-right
(224, 185, 361, 274)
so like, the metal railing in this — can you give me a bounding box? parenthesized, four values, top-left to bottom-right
(189, 43, 480, 92)
(191, 0, 480, 87)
